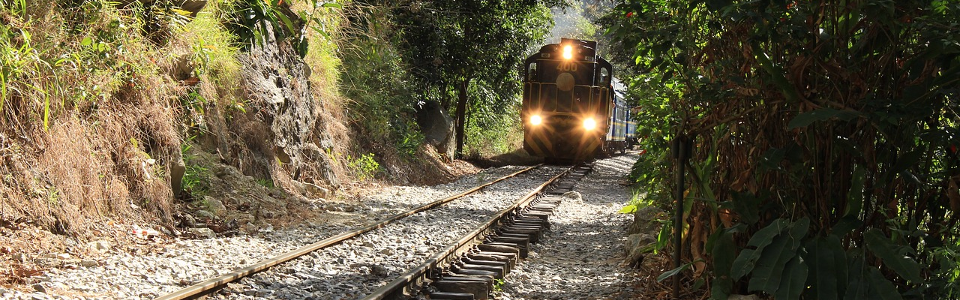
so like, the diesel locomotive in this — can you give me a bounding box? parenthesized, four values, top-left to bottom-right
(521, 38, 636, 162)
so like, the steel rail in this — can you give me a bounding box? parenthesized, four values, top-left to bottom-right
(361, 165, 574, 300)
(155, 164, 542, 300)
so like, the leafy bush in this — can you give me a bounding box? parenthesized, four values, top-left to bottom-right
(337, 3, 423, 160)
(464, 101, 524, 159)
(222, 0, 340, 57)
(180, 143, 210, 199)
(347, 153, 380, 181)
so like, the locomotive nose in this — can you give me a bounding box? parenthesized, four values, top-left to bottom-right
(556, 72, 575, 92)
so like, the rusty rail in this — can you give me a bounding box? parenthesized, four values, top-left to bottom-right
(361, 165, 574, 300)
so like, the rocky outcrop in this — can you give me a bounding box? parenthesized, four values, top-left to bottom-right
(416, 100, 455, 158)
(234, 23, 338, 190)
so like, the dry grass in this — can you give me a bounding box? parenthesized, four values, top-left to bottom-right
(0, 1, 183, 235)
(626, 251, 710, 300)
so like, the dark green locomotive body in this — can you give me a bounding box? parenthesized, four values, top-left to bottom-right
(522, 38, 631, 161)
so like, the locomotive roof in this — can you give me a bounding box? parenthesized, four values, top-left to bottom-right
(538, 38, 599, 56)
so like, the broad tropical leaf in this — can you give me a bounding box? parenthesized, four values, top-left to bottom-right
(775, 256, 808, 300)
(709, 228, 736, 299)
(804, 236, 845, 300)
(864, 229, 922, 282)
(866, 267, 904, 300)
(747, 218, 809, 293)
(731, 218, 789, 279)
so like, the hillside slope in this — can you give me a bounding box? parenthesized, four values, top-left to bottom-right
(0, 0, 480, 288)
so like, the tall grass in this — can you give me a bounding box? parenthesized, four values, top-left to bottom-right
(0, 0, 184, 233)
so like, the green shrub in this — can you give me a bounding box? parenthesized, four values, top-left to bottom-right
(347, 153, 380, 181)
(180, 143, 210, 199)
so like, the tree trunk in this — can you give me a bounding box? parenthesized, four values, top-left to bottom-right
(455, 79, 469, 158)
(439, 81, 451, 111)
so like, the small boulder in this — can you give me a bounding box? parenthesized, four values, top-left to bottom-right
(195, 210, 216, 221)
(88, 240, 111, 253)
(188, 228, 216, 239)
(202, 196, 226, 213)
(80, 260, 99, 267)
(562, 191, 582, 201)
(623, 233, 656, 268)
(179, 213, 197, 228)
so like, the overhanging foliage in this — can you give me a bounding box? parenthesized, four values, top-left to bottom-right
(609, 0, 960, 298)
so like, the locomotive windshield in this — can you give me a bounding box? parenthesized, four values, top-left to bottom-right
(529, 60, 605, 114)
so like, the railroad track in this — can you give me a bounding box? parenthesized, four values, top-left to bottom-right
(155, 163, 589, 299)
(366, 164, 593, 299)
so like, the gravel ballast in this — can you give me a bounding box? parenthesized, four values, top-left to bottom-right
(497, 153, 642, 299)
(2, 165, 568, 299)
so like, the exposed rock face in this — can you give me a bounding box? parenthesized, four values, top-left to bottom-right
(235, 23, 337, 189)
(169, 149, 186, 198)
(416, 100, 455, 158)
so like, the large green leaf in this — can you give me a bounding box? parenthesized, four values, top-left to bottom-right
(775, 255, 808, 300)
(730, 218, 790, 279)
(747, 218, 810, 293)
(805, 235, 846, 300)
(866, 267, 904, 300)
(657, 261, 695, 282)
(864, 229, 922, 282)
(710, 228, 736, 299)
(274, 11, 298, 35)
(845, 164, 866, 218)
(832, 216, 863, 237)
(844, 257, 869, 300)
(748, 233, 792, 292)
(787, 108, 861, 129)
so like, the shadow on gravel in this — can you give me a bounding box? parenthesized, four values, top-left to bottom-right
(467, 149, 543, 168)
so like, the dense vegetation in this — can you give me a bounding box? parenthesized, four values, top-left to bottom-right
(609, 0, 960, 298)
(340, 0, 563, 159)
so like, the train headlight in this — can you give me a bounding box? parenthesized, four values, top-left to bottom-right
(530, 115, 542, 125)
(583, 117, 597, 130)
(562, 45, 573, 60)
